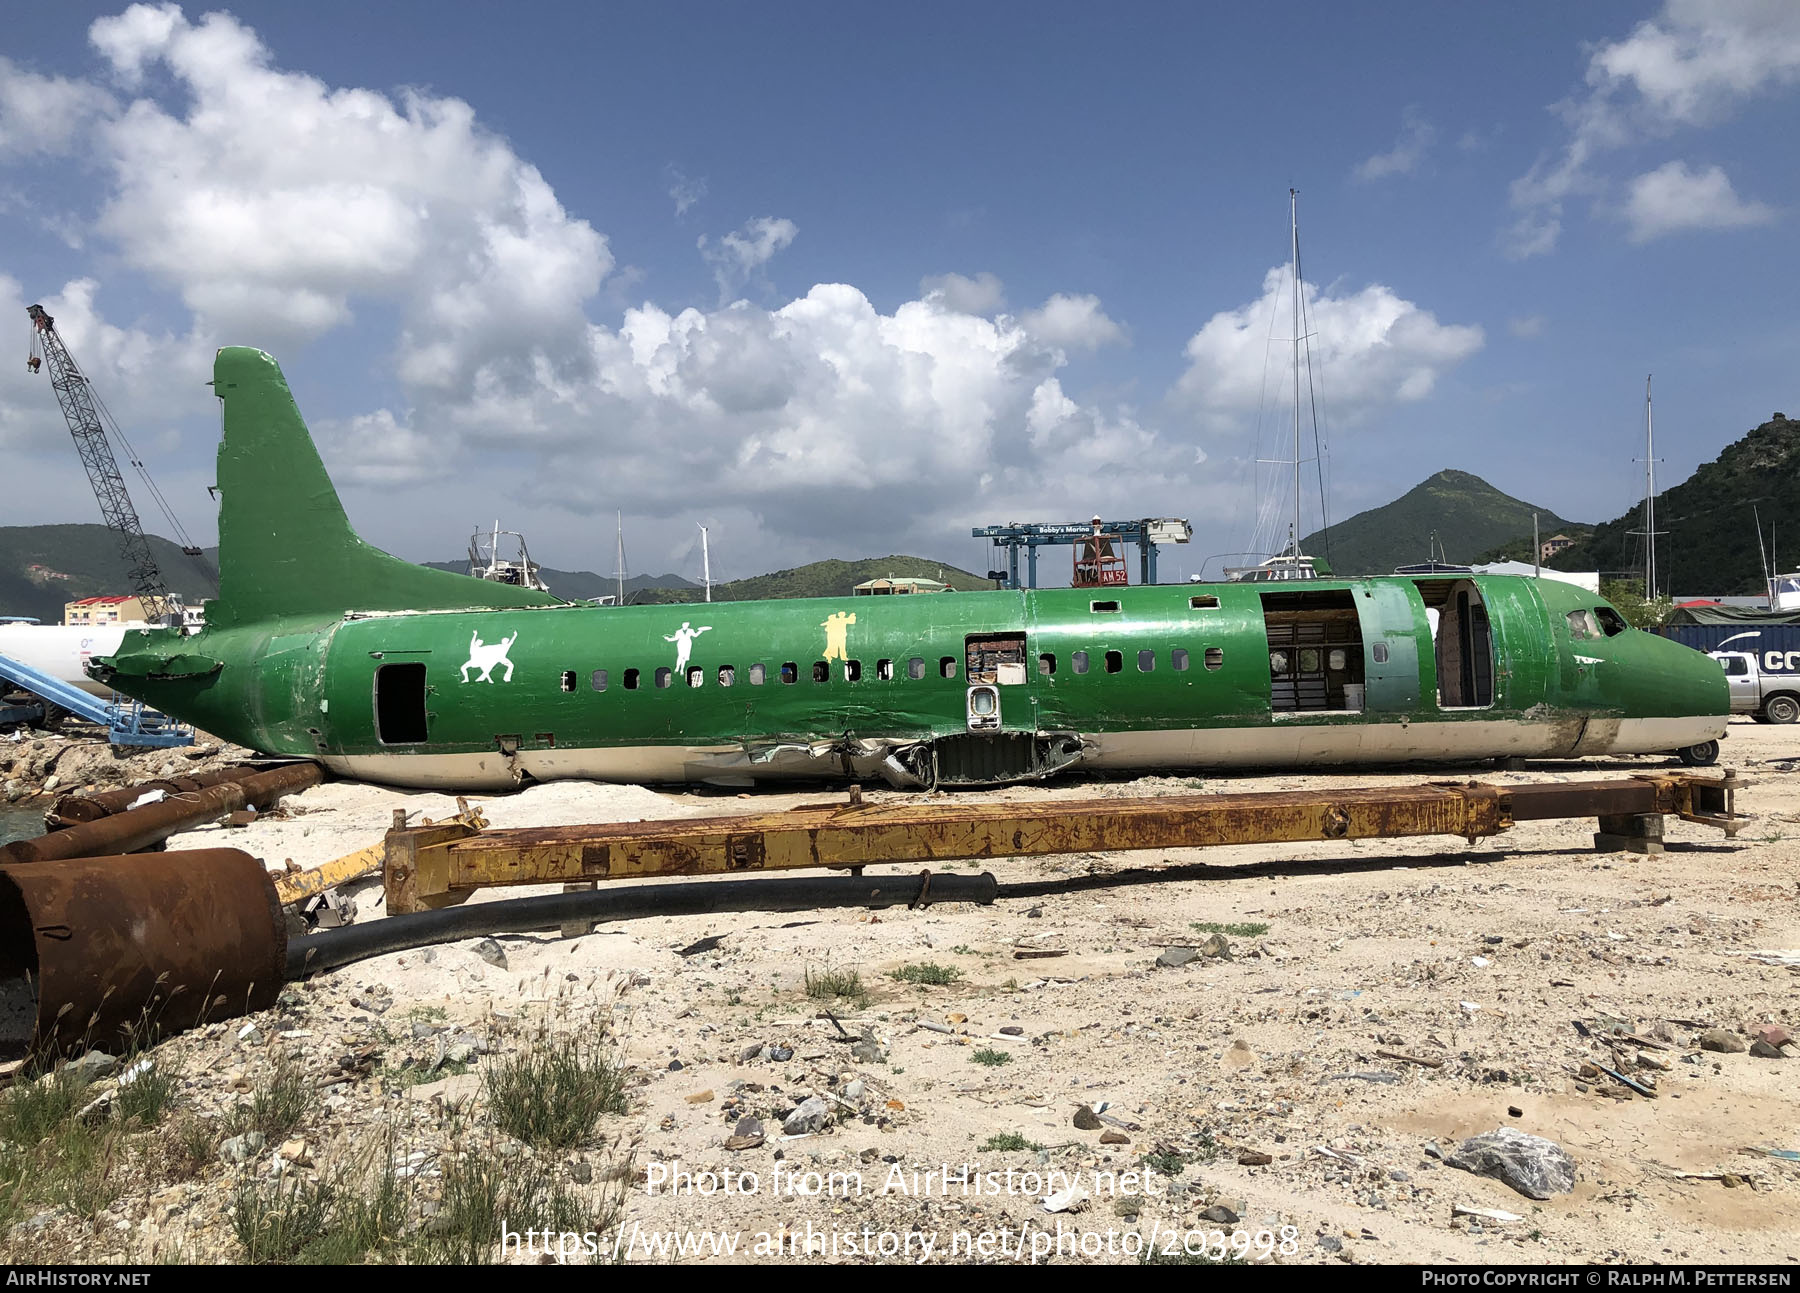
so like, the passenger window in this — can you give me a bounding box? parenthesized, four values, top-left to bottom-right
(877, 658, 893, 681)
(1091, 600, 1121, 614)
(907, 657, 926, 680)
(812, 661, 829, 682)
(940, 656, 957, 679)
(1104, 650, 1123, 674)
(1299, 648, 1321, 673)
(1137, 649, 1155, 672)
(655, 667, 672, 688)
(1269, 650, 1289, 675)
(1072, 650, 1089, 674)
(1595, 607, 1628, 637)
(1328, 649, 1346, 671)
(844, 659, 862, 682)
(591, 669, 608, 692)
(1371, 642, 1389, 664)
(718, 665, 735, 687)
(1038, 652, 1056, 676)
(560, 671, 576, 693)
(781, 662, 798, 684)
(1565, 609, 1602, 641)
(1203, 647, 1223, 672)
(749, 663, 766, 685)
(687, 666, 703, 687)
(1190, 595, 1219, 610)
(623, 668, 640, 690)
(1171, 648, 1189, 672)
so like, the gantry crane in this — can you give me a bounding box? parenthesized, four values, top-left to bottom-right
(27, 304, 211, 626)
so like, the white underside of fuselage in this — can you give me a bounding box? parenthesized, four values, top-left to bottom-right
(319, 714, 1727, 791)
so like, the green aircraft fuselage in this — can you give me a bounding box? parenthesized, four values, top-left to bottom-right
(94, 349, 1729, 791)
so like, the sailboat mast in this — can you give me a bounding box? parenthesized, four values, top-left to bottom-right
(1645, 375, 1657, 600)
(1290, 188, 1302, 560)
(615, 511, 625, 607)
(700, 524, 712, 603)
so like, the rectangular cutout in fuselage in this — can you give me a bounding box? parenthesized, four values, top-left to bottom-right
(1260, 590, 1365, 713)
(375, 662, 428, 744)
(966, 633, 1028, 684)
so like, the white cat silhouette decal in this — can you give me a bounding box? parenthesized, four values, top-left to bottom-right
(460, 629, 518, 683)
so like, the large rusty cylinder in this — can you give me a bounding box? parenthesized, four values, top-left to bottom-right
(0, 761, 323, 865)
(0, 849, 287, 1061)
(48, 766, 262, 827)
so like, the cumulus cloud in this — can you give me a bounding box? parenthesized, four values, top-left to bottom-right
(1354, 106, 1435, 182)
(0, 57, 115, 158)
(1019, 293, 1127, 353)
(1622, 159, 1775, 241)
(1507, 0, 1798, 256)
(919, 271, 1005, 315)
(1174, 266, 1484, 430)
(698, 215, 797, 303)
(665, 165, 706, 217)
(1507, 314, 1547, 339)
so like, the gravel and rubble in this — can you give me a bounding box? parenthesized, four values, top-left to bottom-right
(2, 728, 259, 806)
(2, 719, 1797, 1264)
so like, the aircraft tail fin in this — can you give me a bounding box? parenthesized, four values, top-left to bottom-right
(206, 347, 560, 630)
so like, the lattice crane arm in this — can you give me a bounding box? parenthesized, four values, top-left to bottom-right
(27, 303, 172, 625)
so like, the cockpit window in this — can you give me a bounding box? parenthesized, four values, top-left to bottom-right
(1594, 607, 1628, 637)
(1565, 609, 1602, 641)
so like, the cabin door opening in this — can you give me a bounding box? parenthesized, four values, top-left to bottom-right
(964, 633, 1026, 732)
(1260, 591, 1366, 713)
(375, 662, 429, 744)
(1415, 579, 1493, 708)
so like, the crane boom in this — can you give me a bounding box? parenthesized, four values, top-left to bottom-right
(27, 304, 172, 625)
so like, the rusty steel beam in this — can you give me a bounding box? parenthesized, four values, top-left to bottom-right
(0, 849, 286, 1060)
(0, 761, 323, 865)
(384, 770, 1740, 912)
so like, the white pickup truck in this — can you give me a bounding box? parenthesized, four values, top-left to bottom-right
(1711, 650, 1800, 724)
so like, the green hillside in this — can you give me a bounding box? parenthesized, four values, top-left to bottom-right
(634, 556, 993, 604)
(1301, 469, 1586, 576)
(1546, 412, 1800, 594)
(0, 525, 217, 623)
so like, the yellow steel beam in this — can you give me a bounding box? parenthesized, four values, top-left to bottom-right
(382, 771, 1738, 913)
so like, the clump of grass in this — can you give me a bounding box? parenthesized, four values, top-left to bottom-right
(891, 962, 962, 987)
(233, 1174, 334, 1264)
(115, 1058, 179, 1127)
(228, 1050, 313, 1143)
(159, 1113, 216, 1181)
(1190, 920, 1270, 938)
(804, 966, 867, 1006)
(970, 1048, 1012, 1067)
(409, 1139, 616, 1265)
(979, 1132, 1041, 1152)
(485, 1026, 627, 1150)
(0, 1061, 123, 1225)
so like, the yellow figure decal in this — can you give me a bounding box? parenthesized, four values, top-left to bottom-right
(821, 610, 857, 662)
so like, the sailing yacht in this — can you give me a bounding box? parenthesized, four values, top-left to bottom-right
(1229, 189, 1325, 583)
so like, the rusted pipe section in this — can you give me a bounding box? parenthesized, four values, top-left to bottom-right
(0, 849, 286, 1061)
(0, 761, 323, 865)
(47, 767, 257, 828)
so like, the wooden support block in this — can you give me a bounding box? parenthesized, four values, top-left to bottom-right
(1594, 812, 1664, 855)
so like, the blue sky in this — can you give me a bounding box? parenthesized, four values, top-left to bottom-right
(2, 1, 1796, 588)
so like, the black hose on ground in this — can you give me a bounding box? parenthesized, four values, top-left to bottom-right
(286, 870, 997, 978)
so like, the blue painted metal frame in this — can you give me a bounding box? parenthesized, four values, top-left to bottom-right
(0, 650, 193, 747)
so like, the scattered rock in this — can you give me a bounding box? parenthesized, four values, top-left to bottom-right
(1507, 1105, 1523, 1118)
(843, 1080, 866, 1102)
(1237, 1150, 1273, 1166)
(725, 1117, 766, 1151)
(1699, 1028, 1747, 1054)
(1220, 1039, 1257, 1071)
(685, 1089, 715, 1104)
(219, 1131, 265, 1165)
(277, 1138, 310, 1165)
(770, 1046, 794, 1063)
(739, 1043, 764, 1063)
(1752, 1023, 1792, 1049)
(1073, 1105, 1103, 1130)
(850, 1037, 886, 1064)
(1156, 946, 1200, 969)
(571, 1160, 593, 1184)
(1749, 1040, 1786, 1060)
(783, 1096, 833, 1136)
(1317, 1234, 1344, 1253)
(1100, 1130, 1130, 1145)
(1200, 1204, 1239, 1225)
(1444, 1128, 1577, 1199)
(1196, 933, 1233, 960)
(472, 938, 507, 969)
(1114, 1196, 1143, 1219)
(999, 1026, 1024, 1036)
(65, 1051, 119, 1085)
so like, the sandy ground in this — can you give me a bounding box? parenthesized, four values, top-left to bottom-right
(12, 720, 1800, 1264)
